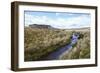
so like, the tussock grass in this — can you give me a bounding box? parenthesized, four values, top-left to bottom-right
(24, 27, 90, 61)
(59, 31, 90, 59)
(24, 27, 72, 61)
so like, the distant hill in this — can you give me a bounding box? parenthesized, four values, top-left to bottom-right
(65, 27, 90, 31)
(29, 24, 55, 29)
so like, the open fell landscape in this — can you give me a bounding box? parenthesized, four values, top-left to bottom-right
(24, 24, 90, 61)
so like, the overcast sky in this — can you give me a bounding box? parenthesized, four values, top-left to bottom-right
(24, 11, 91, 29)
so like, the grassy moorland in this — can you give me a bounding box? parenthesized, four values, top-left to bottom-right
(59, 29, 90, 59)
(24, 27, 72, 61)
(24, 27, 90, 61)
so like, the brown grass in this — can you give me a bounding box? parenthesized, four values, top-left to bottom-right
(24, 27, 72, 61)
(59, 30, 90, 59)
